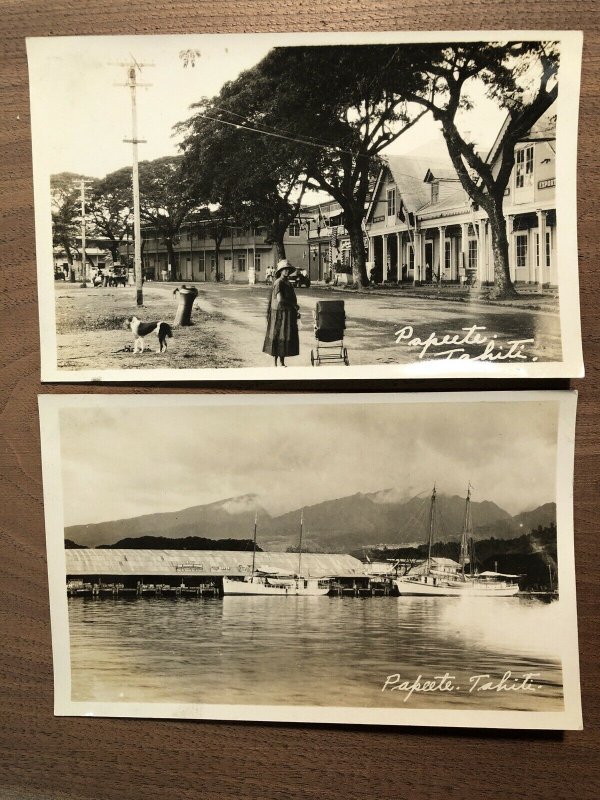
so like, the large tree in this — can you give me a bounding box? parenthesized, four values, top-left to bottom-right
(137, 155, 198, 278)
(179, 81, 312, 262)
(403, 41, 559, 298)
(180, 46, 430, 287)
(50, 172, 88, 282)
(87, 168, 133, 264)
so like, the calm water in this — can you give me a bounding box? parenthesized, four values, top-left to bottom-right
(69, 595, 563, 711)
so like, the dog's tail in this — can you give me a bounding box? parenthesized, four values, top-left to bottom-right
(159, 322, 173, 339)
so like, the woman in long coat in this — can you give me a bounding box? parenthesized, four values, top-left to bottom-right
(263, 260, 300, 367)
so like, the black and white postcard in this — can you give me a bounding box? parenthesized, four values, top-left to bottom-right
(40, 392, 581, 729)
(28, 31, 583, 381)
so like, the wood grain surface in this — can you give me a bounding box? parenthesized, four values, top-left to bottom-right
(1, 3, 599, 799)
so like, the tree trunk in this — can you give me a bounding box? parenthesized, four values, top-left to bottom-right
(347, 218, 369, 288)
(165, 239, 176, 281)
(214, 241, 221, 282)
(274, 238, 286, 262)
(485, 197, 518, 299)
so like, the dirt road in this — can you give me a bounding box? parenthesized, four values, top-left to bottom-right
(54, 281, 562, 371)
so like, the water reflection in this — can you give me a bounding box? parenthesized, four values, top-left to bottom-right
(69, 595, 563, 711)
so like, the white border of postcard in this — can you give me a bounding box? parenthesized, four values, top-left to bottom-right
(29, 30, 584, 382)
(39, 391, 582, 729)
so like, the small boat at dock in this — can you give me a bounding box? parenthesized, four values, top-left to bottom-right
(222, 510, 330, 596)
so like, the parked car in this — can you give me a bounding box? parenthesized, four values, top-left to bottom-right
(288, 268, 311, 288)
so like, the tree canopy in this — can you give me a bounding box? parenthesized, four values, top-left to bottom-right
(179, 45, 431, 285)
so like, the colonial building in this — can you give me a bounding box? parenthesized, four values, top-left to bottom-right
(53, 236, 114, 280)
(365, 103, 557, 288)
(140, 218, 310, 284)
(303, 199, 352, 282)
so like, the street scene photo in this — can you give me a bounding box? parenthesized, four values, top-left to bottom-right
(28, 32, 583, 379)
(40, 393, 582, 729)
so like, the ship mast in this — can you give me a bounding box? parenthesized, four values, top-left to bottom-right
(250, 511, 258, 583)
(297, 508, 304, 577)
(460, 484, 473, 576)
(427, 486, 437, 573)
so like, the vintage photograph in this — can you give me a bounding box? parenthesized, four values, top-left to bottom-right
(28, 31, 583, 381)
(39, 392, 582, 729)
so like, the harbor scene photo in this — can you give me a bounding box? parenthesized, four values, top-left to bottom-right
(40, 392, 581, 728)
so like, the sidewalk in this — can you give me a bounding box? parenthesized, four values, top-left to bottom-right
(312, 281, 559, 313)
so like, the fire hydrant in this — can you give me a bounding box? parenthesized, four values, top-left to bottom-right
(173, 285, 199, 326)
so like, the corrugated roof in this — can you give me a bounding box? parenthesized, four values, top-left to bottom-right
(65, 549, 367, 578)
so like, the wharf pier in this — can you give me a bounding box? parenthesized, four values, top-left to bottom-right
(67, 580, 220, 598)
(65, 548, 373, 598)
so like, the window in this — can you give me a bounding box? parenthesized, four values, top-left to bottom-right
(468, 239, 478, 271)
(545, 230, 552, 268)
(408, 244, 414, 271)
(431, 182, 439, 204)
(387, 188, 396, 217)
(237, 254, 246, 272)
(254, 253, 261, 271)
(198, 252, 205, 273)
(288, 221, 300, 237)
(536, 233, 540, 268)
(444, 240, 451, 272)
(516, 145, 534, 189)
(516, 234, 528, 268)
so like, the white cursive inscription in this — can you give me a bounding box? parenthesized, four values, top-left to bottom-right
(382, 671, 542, 701)
(394, 325, 538, 361)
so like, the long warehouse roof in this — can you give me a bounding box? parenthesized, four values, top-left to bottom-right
(65, 549, 367, 578)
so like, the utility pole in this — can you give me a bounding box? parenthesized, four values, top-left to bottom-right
(79, 179, 93, 286)
(116, 57, 152, 305)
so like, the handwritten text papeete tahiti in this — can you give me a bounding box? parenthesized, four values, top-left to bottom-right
(394, 325, 538, 361)
(381, 671, 542, 701)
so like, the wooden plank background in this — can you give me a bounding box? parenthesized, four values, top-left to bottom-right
(0, 3, 598, 798)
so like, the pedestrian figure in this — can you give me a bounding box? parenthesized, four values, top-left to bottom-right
(263, 259, 300, 367)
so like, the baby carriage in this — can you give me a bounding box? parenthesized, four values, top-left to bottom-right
(310, 300, 350, 366)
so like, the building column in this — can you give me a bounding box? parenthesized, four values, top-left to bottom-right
(397, 231, 402, 281)
(438, 226, 446, 282)
(537, 210, 547, 291)
(460, 223, 469, 282)
(413, 232, 422, 284)
(507, 214, 515, 282)
(382, 234, 388, 281)
(477, 220, 487, 284)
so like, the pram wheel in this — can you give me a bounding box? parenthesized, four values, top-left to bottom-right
(310, 349, 316, 366)
(343, 347, 350, 366)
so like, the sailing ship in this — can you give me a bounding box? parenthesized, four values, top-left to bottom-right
(222, 510, 330, 596)
(394, 486, 520, 597)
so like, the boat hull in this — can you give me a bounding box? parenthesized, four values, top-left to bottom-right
(222, 577, 330, 596)
(395, 578, 520, 597)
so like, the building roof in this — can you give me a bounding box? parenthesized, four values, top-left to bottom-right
(418, 187, 470, 216)
(366, 154, 455, 222)
(424, 166, 459, 183)
(65, 549, 367, 579)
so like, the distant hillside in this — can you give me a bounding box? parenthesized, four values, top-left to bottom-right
(97, 536, 262, 551)
(65, 489, 555, 553)
(65, 493, 268, 548)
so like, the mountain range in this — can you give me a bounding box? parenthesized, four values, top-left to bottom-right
(65, 490, 556, 552)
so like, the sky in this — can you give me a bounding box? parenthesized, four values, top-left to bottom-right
(29, 33, 507, 198)
(59, 398, 559, 527)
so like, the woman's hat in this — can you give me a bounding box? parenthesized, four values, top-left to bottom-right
(275, 259, 292, 276)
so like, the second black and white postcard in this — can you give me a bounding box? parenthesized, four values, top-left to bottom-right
(40, 392, 581, 729)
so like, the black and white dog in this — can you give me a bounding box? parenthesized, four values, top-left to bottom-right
(123, 316, 173, 353)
